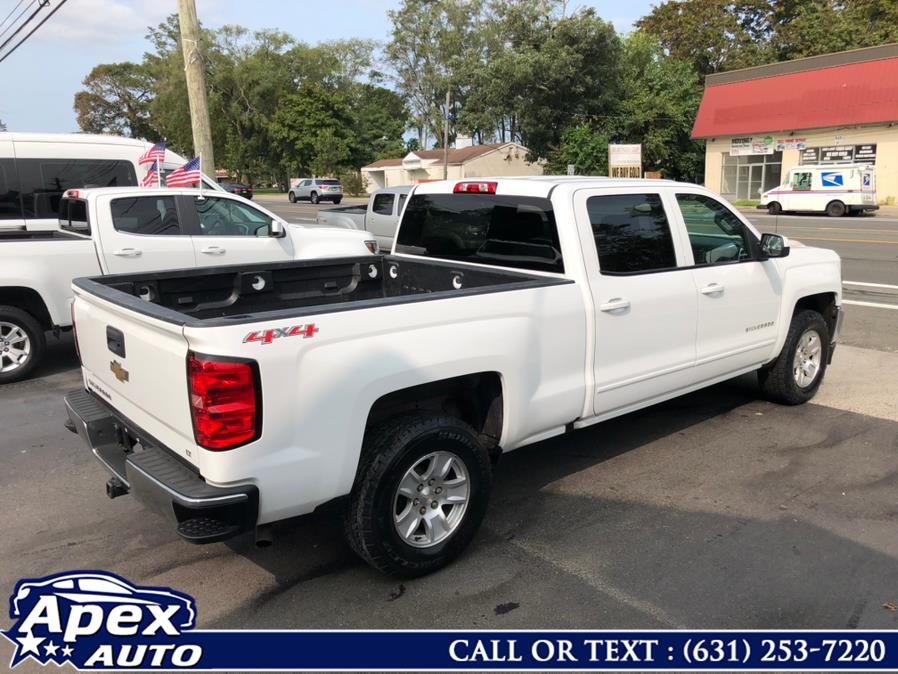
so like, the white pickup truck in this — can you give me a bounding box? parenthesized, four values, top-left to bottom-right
(0, 187, 377, 383)
(65, 177, 843, 577)
(316, 186, 411, 250)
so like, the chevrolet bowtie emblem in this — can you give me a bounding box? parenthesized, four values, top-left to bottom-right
(110, 360, 130, 383)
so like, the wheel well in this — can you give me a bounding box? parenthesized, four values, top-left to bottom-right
(367, 372, 504, 452)
(0, 287, 52, 330)
(793, 292, 837, 336)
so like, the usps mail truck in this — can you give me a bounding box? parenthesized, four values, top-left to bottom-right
(759, 163, 877, 216)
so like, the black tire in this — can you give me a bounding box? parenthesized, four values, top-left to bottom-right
(310, 192, 319, 204)
(0, 305, 46, 385)
(758, 309, 829, 405)
(825, 200, 845, 217)
(345, 412, 492, 577)
(767, 201, 782, 215)
(333, 198, 342, 205)
(288, 191, 296, 203)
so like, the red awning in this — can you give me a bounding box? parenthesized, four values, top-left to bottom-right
(692, 58, 898, 139)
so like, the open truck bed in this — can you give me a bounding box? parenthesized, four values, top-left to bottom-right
(73, 254, 567, 327)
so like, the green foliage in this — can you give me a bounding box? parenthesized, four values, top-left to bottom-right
(339, 170, 365, 196)
(73, 62, 155, 138)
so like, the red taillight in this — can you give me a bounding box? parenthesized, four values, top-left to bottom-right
(453, 181, 497, 194)
(70, 301, 81, 364)
(187, 353, 260, 450)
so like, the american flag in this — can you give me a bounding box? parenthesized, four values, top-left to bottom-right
(140, 160, 160, 188)
(165, 157, 201, 187)
(138, 141, 166, 166)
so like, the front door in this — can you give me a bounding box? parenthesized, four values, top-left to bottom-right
(96, 194, 197, 273)
(576, 189, 697, 415)
(673, 192, 782, 382)
(187, 195, 295, 266)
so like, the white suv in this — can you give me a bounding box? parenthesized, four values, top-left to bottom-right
(289, 179, 343, 204)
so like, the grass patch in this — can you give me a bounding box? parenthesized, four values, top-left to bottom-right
(730, 199, 760, 207)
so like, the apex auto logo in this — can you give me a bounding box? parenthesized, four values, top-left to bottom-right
(243, 323, 318, 345)
(2, 571, 200, 669)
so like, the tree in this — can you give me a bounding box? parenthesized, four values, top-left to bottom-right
(73, 62, 155, 138)
(0, 119, 6, 131)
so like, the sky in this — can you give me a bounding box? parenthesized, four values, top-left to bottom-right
(0, 0, 657, 133)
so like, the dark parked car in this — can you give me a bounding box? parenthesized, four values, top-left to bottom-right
(219, 182, 253, 199)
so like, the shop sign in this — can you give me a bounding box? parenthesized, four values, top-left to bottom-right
(854, 144, 877, 165)
(731, 136, 774, 156)
(820, 145, 854, 163)
(775, 137, 807, 151)
(608, 144, 641, 167)
(799, 147, 820, 164)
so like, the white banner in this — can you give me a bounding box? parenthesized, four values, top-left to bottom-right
(608, 144, 641, 167)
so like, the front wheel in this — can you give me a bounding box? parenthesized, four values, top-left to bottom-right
(310, 192, 319, 204)
(0, 306, 46, 384)
(758, 309, 830, 405)
(288, 191, 296, 203)
(345, 413, 492, 577)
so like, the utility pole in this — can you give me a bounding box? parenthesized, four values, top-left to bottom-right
(178, 0, 214, 172)
(442, 88, 451, 180)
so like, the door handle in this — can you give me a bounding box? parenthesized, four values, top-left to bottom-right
(201, 246, 226, 255)
(599, 297, 631, 312)
(112, 248, 141, 257)
(700, 282, 725, 295)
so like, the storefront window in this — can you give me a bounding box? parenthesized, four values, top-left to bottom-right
(720, 151, 782, 200)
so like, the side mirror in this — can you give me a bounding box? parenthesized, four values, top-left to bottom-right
(760, 232, 789, 259)
(269, 219, 286, 238)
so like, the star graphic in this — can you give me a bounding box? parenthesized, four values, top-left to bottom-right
(16, 632, 44, 656)
(61, 644, 74, 658)
(44, 641, 59, 656)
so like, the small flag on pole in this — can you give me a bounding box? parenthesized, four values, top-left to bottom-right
(165, 157, 201, 187)
(140, 160, 160, 188)
(138, 141, 166, 166)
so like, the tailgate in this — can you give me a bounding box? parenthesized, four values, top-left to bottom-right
(71, 285, 200, 469)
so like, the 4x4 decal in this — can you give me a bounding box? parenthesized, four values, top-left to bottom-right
(243, 323, 318, 345)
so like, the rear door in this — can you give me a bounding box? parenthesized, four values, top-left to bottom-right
(94, 193, 196, 273)
(575, 188, 697, 415)
(673, 191, 781, 382)
(186, 194, 295, 266)
(367, 192, 398, 245)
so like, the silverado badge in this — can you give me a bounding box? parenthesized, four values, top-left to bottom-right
(110, 360, 130, 383)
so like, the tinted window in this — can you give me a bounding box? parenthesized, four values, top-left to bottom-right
(373, 193, 395, 215)
(676, 193, 754, 265)
(397, 193, 563, 273)
(111, 196, 180, 235)
(58, 198, 89, 234)
(398, 193, 407, 212)
(194, 196, 272, 236)
(18, 159, 136, 219)
(589, 194, 676, 274)
(317, 180, 340, 185)
(0, 159, 21, 220)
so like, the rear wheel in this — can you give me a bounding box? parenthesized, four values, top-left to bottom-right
(758, 309, 829, 405)
(825, 200, 845, 217)
(0, 306, 46, 384)
(333, 198, 342, 205)
(345, 413, 492, 577)
(767, 201, 782, 215)
(310, 191, 319, 204)
(288, 191, 296, 203)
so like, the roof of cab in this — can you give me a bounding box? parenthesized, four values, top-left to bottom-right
(412, 176, 700, 199)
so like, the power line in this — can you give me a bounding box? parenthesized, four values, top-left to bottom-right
(0, 0, 65, 65)
(0, 0, 42, 54)
(0, 0, 35, 41)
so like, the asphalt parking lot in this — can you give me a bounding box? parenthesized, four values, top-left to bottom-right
(2, 204, 897, 660)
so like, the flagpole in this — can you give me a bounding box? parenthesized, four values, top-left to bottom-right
(198, 153, 203, 199)
(157, 160, 162, 189)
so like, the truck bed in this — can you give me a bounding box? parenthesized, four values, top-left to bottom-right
(73, 255, 570, 327)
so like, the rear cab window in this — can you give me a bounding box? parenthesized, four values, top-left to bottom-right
(396, 192, 563, 273)
(372, 193, 395, 215)
(58, 197, 90, 235)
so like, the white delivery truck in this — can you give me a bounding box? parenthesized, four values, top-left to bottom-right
(67, 177, 843, 576)
(759, 163, 877, 216)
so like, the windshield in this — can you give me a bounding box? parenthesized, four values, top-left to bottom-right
(396, 193, 563, 273)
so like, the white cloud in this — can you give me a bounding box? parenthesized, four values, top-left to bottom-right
(34, 0, 170, 46)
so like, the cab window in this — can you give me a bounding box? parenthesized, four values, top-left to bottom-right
(373, 193, 395, 215)
(588, 193, 676, 274)
(792, 172, 812, 191)
(676, 193, 754, 265)
(194, 196, 273, 236)
(111, 196, 180, 235)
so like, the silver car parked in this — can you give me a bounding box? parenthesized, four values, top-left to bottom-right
(289, 178, 343, 204)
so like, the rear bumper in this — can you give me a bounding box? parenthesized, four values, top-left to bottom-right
(64, 389, 258, 544)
